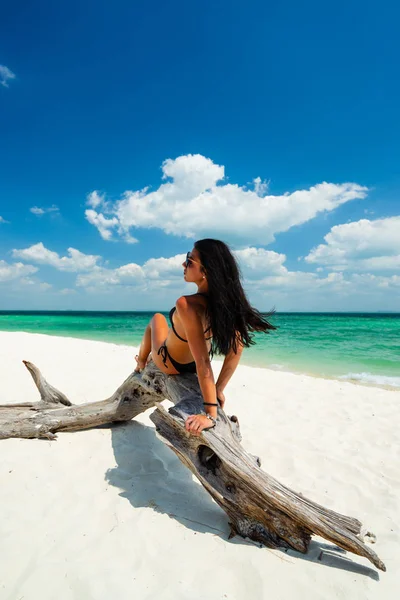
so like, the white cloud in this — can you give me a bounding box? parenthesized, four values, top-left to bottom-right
(30, 205, 60, 216)
(234, 247, 287, 276)
(30, 207, 45, 216)
(74, 248, 349, 299)
(253, 177, 269, 197)
(74, 245, 398, 311)
(0, 260, 38, 283)
(76, 254, 184, 289)
(233, 247, 350, 294)
(86, 191, 106, 209)
(76, 264, 144, 288)
(8, 241, 395, 309)
(0, 65, 16, 88)
(350, 273, 400, 289)
(12, 242, 101, 272)
(142, 255, 186, 280)
(232, 248, 399, 311)
(85, 209, 122, 241)
(0, 216, 9, 224)
(8, 276, 53, 292)
(305, 216, 400, 271)
(85, 154, 368, 244)
(6, 243, 393, 310)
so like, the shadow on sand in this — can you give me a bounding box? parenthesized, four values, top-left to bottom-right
(104, 419, 379, 580)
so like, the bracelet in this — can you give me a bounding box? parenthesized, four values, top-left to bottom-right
(205, 414, 217, 426)
(203, 402, 218, 406)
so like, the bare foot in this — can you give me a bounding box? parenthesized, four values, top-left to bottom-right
(134, 355, 146, 373)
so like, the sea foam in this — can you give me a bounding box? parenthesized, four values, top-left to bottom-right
(339, 372, 400, 388)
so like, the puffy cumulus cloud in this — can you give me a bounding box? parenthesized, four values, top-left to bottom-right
(85, 154, 367, 244)
(86, 191, 105, 209)
(305, 216, 400, 271)
(254, 269, 348, 294)
(85, 209, 118, 241)
(350, 273, 400, 290)
(162, 154, 224, 193)
(30, 205, 60, 216)
(233, 247, 348, 293)
(85, 191, 138, 243)
(76, 254, 184, 289)
(234, 247, 287, 277)
(76, 264, 143, 288)
(143, 255, 186, 280)
(253, 177, 269, 197)
(234, 249, 399, 309)
(14, 244, 393, 309)
(12, 242, 101, 272)
(75, 248, 349, 300)
(0, 260, 38, 283)
(0, 65, 16, 88)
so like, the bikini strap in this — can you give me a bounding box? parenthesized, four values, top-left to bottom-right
(170, 308, 188, 342)
(157, 343, 169, 368)
(170, 294, 211, 343)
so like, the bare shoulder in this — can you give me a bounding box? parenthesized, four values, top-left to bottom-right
(175, 294, 207, 318)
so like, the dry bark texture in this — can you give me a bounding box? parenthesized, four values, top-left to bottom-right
(0, 360, 386, 572)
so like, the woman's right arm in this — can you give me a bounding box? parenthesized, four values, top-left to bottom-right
(175, 297, 218, 425)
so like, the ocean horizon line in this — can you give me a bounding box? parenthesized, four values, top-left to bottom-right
(0, 309, 399, 315)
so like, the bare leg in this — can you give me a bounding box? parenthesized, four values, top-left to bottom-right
(135, 314, 170, 373)
(135, 323, 151, 372)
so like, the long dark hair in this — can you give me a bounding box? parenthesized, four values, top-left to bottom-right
(195, 239, 277, 356)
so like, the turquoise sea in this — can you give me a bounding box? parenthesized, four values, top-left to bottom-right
(0, 311, 399, 388)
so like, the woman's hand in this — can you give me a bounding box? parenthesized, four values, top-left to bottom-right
(185, 414, 215, 436)
(216, 388, 226, 409)
(134, 353, 152, 373)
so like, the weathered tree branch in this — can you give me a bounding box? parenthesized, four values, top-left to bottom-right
(0, 360, 386, 572)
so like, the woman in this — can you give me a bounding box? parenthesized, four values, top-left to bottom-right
(134, 239, 276, 436)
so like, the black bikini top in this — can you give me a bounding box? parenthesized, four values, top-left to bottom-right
(169, 293, 212, 343)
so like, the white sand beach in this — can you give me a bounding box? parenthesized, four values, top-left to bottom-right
(0, 331, 399, 600)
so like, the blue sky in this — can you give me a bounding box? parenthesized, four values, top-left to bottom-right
(0, 0, 399, 311)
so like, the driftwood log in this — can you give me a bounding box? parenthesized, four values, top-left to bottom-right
(0, 360, 386, 572)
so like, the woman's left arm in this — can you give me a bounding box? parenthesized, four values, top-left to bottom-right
(175, 297, 217, 436)
(215, 342, 243, 406)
